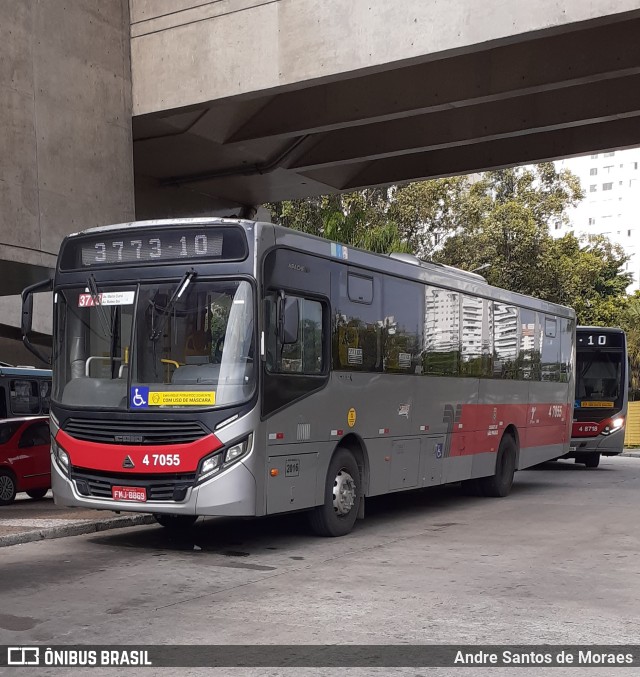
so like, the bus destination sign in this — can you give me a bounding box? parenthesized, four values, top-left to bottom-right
(576, 332, 624, 348)
(81, 231, 222, 267)
(60, 226, 248, 269)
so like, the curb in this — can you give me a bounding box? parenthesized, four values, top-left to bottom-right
(0, 514, 156, 548)
(623, 451, 640, 458)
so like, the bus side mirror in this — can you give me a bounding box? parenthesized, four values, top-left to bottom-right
(21, 293, 33, 336)
(279, 295, 299, 345)
(21, 278, 53, 366)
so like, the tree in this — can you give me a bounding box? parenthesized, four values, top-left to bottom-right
(618, 291, 640, 398)
(433, 164, 585, 296)
(544, 234, 632, 325)
(266, 189, 411, 254)
(266, 163, 632, 323)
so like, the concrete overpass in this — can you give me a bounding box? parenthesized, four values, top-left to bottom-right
(131, 0, 640, 214)
(2, 0, 640, 360)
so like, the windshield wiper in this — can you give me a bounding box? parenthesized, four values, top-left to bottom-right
(87, 274, 112, 339)
(149, 269, 197, 341)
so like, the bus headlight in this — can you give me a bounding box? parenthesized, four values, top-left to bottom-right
(52, 438, 70, 475)
(195, 435, 253, 486)
(601, 416, 625, 435)
(225, 434, 253, 464)
(196, 452, 223, 484)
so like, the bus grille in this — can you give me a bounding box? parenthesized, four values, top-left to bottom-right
(63, 418, 207, 445)
(71, 469, 196, 502)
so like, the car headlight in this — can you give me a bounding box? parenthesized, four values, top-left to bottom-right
(52, 437, 70, 475)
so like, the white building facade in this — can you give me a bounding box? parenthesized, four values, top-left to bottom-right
(554, 148, 640, 292)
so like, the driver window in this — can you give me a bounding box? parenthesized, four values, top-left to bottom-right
(266, 294, 324, 375)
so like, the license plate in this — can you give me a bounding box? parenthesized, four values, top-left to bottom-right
(112, 486, 147, 502)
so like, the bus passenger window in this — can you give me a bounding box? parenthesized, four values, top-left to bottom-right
(10, 380, 40, 415)
(40, 380, 52, 414)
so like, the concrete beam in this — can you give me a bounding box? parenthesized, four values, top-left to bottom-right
(130, 0, 640, 116)
(288, 75, 640, 170)
(317, 117, 640, 191)
(228, 17, 640, 142)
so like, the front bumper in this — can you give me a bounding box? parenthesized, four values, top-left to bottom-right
(51, 452, 257, 517)
(568, 427, 625, 456)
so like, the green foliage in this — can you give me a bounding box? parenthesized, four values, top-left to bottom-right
(431, 164, 635, 327)
(618, 292, 640, 398)
(265, 162, 636, 387)
(266, 190, 411, 254)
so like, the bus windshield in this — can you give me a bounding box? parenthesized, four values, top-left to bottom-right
(575, 348, 624, 409)
(54, 279, 255, 410)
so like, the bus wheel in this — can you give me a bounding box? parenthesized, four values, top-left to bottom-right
(584, 453, 600, 469)
(153, 514, 198, 531)
(0, 470, 17, 506)
(309, 448, 360, 537)
(472, 434, 517, 498)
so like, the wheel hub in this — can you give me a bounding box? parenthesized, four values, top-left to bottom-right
(0, 475, 14, 501)
(332, 469, 356, 516)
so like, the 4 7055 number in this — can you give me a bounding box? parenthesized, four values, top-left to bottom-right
(142, 454, 181, 467)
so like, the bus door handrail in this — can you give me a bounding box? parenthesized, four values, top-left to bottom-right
(85, 355, 123, 377)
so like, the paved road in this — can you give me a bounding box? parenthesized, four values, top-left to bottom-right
(1, 456, 640, 676)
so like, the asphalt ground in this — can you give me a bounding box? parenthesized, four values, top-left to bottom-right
(2, 450, 639, 548)
(1, 454, 640, 676)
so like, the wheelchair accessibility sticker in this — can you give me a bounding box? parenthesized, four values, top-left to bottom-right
(131, 386, 149, 408)
(130, 387, 215, 408)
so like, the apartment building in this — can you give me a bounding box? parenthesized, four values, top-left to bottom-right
(555, 148, 640, 292)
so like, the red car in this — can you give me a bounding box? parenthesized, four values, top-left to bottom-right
(0, 417, 51, 505)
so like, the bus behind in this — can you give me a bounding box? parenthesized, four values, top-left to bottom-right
(564, 327, 628, 468)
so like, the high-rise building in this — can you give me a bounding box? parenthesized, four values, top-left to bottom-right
(554, 149, 640, 292)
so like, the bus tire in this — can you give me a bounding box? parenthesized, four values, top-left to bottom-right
(309, 448, 360, 537)
(584, 453, 600, 469)
(476, 433, 517, 497)
(0, 469, 17, 506)
(153, 514, 198, 531)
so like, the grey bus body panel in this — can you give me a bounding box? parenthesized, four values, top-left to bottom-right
(48, 219, 576, 519)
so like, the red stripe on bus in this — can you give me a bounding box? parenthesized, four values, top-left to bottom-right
(56, 429, 223, 473)
(449, 402, 570, 456)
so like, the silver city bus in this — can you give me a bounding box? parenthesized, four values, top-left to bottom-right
(562, 326, 628, 468)
(22, 219, 575, 536)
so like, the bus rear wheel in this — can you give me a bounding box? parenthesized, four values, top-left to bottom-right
(463, 434, 517, 498)
(153, 514, 198, 531)
(309, 448, 360, 537)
